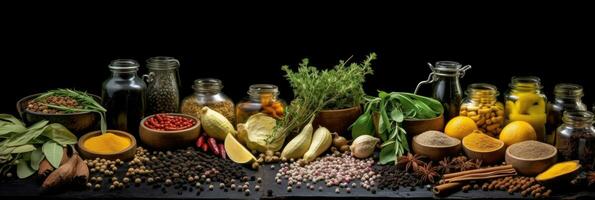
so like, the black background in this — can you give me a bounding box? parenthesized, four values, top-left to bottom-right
(2, 7, 594, 116)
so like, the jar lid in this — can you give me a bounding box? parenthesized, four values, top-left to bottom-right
(109, 59, 139, 71)
(554, 83, 583, 98)
(510, 76, 543, 89)
(430, 61, 472, 76)
(146, 56, 179, 70)
(248, 84, 279, 95)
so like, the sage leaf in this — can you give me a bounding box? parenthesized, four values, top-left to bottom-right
(42, 123, 77, 145)
(42, 141, 63, 168)
(6, 124, 47, 147)
(11, 144, 36, 153)
(17, 159, 36, 179)
(0, 114, 26, 127)
(390, 108, 404, 122)
(30, 148, 44, 170)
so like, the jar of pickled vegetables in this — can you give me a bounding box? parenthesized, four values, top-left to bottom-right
(546, 83, 587, 145)
(180, 78, 235, 124)
(505, 76, 547, 141)
(236, 84, 285, 124)
(460, 83, 504, 137)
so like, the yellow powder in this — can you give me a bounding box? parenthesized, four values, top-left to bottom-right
(536, 160, 580, 181)
(83, 132, 131, 154)
(462, 131, 503, 152)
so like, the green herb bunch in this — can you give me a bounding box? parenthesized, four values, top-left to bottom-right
(266, 53, 376, 146)
(0, 114, 77, 178)
(350, 92, 443, 165)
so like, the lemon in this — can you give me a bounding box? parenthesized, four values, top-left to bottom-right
(445, 116, 478, 140)
(224, 133, 257, 164)
(499, 121, 537, 146)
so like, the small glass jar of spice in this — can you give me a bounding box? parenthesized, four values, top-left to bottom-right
(546, 83, 587, 145)
(181, 78, 235, 124)
(555, 111, 595, 169)
(144, 56, 181, 115)
(236, 84, 286, 124)
(459, 83, 504, 137)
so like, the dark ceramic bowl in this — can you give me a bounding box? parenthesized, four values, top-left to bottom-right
(16, 93, 102, 136)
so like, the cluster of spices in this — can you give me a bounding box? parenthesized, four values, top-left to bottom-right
(26, 96, 82, 114)
(144, 114, 196, 131)
(275, 151, 376, 193)
(463, 177, 551, 198)
(196, 135, 226, 159)
(375, 154, 483, 191)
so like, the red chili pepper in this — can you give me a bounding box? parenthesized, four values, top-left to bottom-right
(196, 135, 205, 148)
(208, 137, 220, 156)
(219, 143, 226, 159)
(201, 141, 208, 152)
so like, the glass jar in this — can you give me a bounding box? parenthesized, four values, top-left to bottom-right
(555, 111, 595, 168)
(236, 84, 286, 124)
(546, 83, 587, 145)
(415, 61, 472, 121)
(459, 83, 504, 137)
(102, 59, 147, 138)
(504, 76, 547, 141)
(181, 78, 235, 124)
(144, 56, 181, 115)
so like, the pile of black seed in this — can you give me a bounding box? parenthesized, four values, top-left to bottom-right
(373, 164, 420, 190)
(147, 147, 246, 187)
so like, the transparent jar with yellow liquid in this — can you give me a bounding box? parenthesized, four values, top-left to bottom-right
(504, 76, 547, 141)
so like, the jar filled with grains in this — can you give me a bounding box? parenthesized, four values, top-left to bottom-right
(181, 78, 235, 124)
(236, 84, 286, 124)
(546, 83, 587, 145)
(144, 56, 181, 115)
(460, 83, 504, 137)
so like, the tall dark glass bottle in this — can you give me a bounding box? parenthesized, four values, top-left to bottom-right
(102, 59, 146, 138)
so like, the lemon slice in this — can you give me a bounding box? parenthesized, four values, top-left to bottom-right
(225, 133, 257, 164)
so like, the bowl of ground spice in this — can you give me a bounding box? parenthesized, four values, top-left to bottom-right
(462, 130, 506, 164)
(412, 130, 461, 161)
(505, 140, 557, 176)
(77, 130, 137, 161)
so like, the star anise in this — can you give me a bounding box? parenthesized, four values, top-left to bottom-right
(397, 153, 425, 172)
(436, 157, 452, 174)
(416, 161, 439, 184)
(460, 159, 482, 171)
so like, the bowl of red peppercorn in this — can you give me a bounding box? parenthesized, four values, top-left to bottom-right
(139, 113, 201, 150)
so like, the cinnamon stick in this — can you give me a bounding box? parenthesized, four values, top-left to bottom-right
(442, 165, 514, 179)
(445, 170, 517, 183)
(433, 182, 463, 196)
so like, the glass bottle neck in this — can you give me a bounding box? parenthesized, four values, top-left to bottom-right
(111, 70, 139, 79)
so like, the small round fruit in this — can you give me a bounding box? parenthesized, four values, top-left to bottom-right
(445, 116, 478, 140)
(499, 121, 536, 146)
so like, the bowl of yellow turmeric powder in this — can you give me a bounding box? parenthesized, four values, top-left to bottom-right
(77, 130, 137, 161)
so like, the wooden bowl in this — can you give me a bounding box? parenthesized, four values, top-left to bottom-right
(314, 106, 362, 138)
(505, 141, 557, 176)
(139, 113, 201, 150)
(77, 130, 137, 161)
(17, 93, 102, 136)
(412, 134, 461, 161)
(462, 138, 505, 164)
(403, 113, 445, 137)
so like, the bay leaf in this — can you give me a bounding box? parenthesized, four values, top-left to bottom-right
(30, 148, 44, 170)
(42, 123, 77, 145)
(11, 144, 36, 153)
(0, 124, 28, 136)
(5, 125, 47, 147)
(379, 143, 396, 165)
(42, 141, 63, 168)
(16, 159, 36, 179)
(0, 114, 26, 127)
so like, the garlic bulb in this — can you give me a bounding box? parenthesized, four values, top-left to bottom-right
(350, 135, 380, 158)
